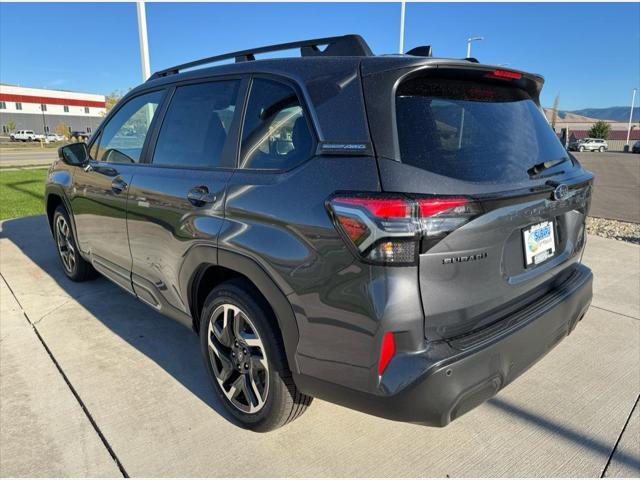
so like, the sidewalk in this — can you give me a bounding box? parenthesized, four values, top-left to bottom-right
(1, 215, 638, 477)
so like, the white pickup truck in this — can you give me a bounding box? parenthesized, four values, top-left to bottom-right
(10, 130, 45, 142)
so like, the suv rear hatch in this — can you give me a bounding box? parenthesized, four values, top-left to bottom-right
(361, 59, 593, 341)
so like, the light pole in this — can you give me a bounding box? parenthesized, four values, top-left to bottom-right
(398, 1, 406, 54)
(625, 88, 637, 149)
(466, 36, 484, 58)
(137, 1, 151, 81)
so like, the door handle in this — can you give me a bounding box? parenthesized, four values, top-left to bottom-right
(111, 177, 128, 194)
(187, 186, 216, 206)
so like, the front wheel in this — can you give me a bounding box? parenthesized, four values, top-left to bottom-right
(200, 280, 312, 432)
(53, 205, 95, 281)
(579, 146, 585, 152)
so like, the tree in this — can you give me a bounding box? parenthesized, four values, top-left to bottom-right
(6, 120, 16, 132)
(102, 90, 123, 116)
(55, 122, 69, 137)
(550, 95, 560, 130)
(588, 120, 611, 140)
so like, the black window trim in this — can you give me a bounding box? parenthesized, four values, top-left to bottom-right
(143, 74, 249, 171)
(235, 73, 318, 173)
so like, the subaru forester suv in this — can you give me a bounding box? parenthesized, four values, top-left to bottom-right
(45, 35, 593, 432)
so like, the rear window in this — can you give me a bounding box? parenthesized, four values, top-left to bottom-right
(395, 77, 568, 183)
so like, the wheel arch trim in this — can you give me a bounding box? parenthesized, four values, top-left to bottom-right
(182, 245, 301, 374)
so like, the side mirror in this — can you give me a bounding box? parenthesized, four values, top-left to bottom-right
(59, 142, 89, 166)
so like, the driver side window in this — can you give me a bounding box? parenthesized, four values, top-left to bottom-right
(96, 90, 164, 164)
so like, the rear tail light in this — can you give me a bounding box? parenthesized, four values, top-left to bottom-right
(327, 193, 481, 265)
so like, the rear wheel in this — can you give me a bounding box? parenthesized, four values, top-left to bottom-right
(53, 205, 95, 282)
(200, 280, 312, 432)
(599, 146, 605, 152)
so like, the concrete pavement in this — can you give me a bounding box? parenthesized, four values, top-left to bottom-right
(0, 215, 638, 477)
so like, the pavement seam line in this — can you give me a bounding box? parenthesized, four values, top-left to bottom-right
(590, 304, 640, 321)
(0, 272, 129, 478)
(600, 393, 640, 478)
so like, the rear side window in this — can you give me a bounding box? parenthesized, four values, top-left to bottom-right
(395, 77, 568, 183)
(239, 78, 313, 170)
(153, 80, 240, 168)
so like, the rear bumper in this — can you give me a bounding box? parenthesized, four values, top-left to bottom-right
(295, 263, 592, 426)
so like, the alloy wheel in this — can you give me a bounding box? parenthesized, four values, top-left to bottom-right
(55, 215, 76, 274)
(207, 304, 269, 413)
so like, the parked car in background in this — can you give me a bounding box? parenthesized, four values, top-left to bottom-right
(632, 140, 640, 153)
(10, 130, 45, 142)
(567, 138, 586, 151)
(45, 133, 66, 142)
(69, 131, 90, 142)
(46, 34, 594, 432)
(575, 138, 608, 152)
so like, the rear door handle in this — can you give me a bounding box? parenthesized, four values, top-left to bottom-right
(111, 177, 128, 194)
(187, 186, 216, 206)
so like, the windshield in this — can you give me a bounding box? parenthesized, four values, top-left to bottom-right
(395, 77, 569, 183)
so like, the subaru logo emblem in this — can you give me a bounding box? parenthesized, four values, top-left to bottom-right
(553, 184, 569, 201)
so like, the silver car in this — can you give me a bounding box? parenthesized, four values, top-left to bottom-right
(577, 138, 608, 152)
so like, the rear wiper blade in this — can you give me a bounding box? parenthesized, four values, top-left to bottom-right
(527, 157, 569, 177)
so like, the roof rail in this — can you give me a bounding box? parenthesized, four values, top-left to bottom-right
(149, 34, 373, 80)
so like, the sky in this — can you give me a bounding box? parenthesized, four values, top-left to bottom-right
(0, 2, 638, 111)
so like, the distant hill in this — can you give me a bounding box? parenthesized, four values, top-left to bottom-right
(543, 108, 599, 123)
(566, 107, 639, 122)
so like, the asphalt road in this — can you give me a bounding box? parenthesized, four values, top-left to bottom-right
(0, 149, 58, 167)
(575, 152, 640, 223)
(0, 215, 639, 477)
(0, 148, 637, 223)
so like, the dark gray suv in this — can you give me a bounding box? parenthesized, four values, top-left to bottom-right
(45, 35, 594, 432)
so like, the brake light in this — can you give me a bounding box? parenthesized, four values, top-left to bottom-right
(484, 69, 522, 80)
(378, 332, 396, 375)
(328, 194, 481, 265)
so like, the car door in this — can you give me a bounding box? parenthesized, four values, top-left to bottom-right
(125, 78, 246, 317)
(70, 89, 166, 292)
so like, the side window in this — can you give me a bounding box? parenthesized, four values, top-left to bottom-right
(239, 78, 313, 170)
(96, 90, 163, 164)
(152, 80, 240, 168)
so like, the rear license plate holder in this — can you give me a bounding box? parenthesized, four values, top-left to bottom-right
(523, 220, 556, 267)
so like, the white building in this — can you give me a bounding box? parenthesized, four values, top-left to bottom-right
(0, 84, 106, 136)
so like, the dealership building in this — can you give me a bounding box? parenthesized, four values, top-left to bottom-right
(0, 84, 106, 136)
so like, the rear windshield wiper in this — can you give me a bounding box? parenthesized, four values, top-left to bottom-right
(527, 157, 570, 177)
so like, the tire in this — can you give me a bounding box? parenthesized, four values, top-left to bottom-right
(52, 205, 95, 282)
(579, 146, 585, 152)
(599, 146, 605, 152)
(200, 280, 312, 432)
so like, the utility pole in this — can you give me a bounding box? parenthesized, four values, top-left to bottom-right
(398, 1, 406, 54)
(626, 88, 637, 149)
(137, 1, 151, 81)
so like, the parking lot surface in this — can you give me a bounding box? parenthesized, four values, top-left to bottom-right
(1, 215, 639, 477)
(574, 152, 640, 223)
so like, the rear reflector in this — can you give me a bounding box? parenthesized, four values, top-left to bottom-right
(378, 332, 396, 375)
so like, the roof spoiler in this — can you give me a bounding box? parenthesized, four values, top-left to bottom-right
(149, 34, 373, 80)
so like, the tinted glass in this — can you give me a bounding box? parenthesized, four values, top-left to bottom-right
(395, 78, 569, 183)
(240, 78, 313, 170)
(97, 90, 163, 164)
(153, 81, 240, 168)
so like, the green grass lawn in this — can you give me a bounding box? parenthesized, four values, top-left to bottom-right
(0, 168, 48, 220)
